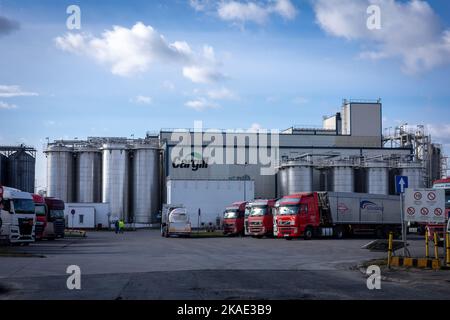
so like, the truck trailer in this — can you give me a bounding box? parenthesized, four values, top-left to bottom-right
(276, 192, 402, 240)
(44, 197, 65, 239)
(223, 201, 247, 236)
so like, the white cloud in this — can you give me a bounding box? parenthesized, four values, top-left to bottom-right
(293, 96, 309, 105)
(183, 65, 224, 83)
(162, 80, 175, 91)
(0, 85, 38, 98)
(427, 124, 450, 146)
(207, 87, 238, 100)
(217, 0, 297, 25)
(131, 95, 153, 105)
(55, 22, 225, 82)
(0, 101, 17, 109)
(190, 0, 210, 11)
(313, 0, 450, 74)
(249, 122, 263, 132)
(185, 98, 219, 111)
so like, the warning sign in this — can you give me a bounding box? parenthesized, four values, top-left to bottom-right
(404, 189, 445, 223)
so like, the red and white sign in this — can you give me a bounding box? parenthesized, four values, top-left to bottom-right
(405, 189, 445, 223)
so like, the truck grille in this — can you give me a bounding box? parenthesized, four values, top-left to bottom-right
(250, 221, 262, 226)
(54, 220, 65, 236)
(18, 218, 33, 236)
(278, 227, 294, 233)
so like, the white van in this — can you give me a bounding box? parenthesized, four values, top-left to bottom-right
(0, 186, 36, 244)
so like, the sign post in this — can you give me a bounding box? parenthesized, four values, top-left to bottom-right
(395, 176, 409, 256)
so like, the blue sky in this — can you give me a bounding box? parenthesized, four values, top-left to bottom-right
(1, 0, 450, 190)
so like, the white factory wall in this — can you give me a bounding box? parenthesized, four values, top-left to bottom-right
(166, 179, 255, 226)
(64, 203, 110, 229)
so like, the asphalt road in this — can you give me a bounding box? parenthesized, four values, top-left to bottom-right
(0, 230, 449, 300)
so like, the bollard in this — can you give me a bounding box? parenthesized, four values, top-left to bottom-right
(425, 228, 429, 259)
(446, 232, 450, 267)
(388, 232, 393, 268)
(434, 231, 439, 260)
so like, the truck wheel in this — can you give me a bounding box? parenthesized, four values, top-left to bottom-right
(304, 227, 313, 240)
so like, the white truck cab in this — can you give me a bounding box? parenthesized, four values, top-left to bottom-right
(161, 206, 191, 238)
(0, 186, 36, 244)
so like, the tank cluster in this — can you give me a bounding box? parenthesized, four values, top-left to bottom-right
(0, 145, 36, 193)
(45, 136, 161, 224)
(277, 155, 425, 197)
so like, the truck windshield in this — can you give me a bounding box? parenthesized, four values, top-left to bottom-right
(13, 199, 35, 214)
(245, 207, 251, 217)
(35, 204, 46, 216)
(224, 209, 238, 219)
(49, 209, 64, 219)
(250, 206, 267, 216)
(170, 213, 188, 222)
(278, 205, 299, 215)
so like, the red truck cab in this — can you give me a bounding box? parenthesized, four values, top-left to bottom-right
(44, 197, 66, 239)
(248, 199, 277, 237)
(223, 201, 247, 236)
(32, 194, 47, 240)
(275, 193, 319, 239)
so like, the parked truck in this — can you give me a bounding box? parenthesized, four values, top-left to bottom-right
(44, 197, 65, 239)
(161, 206, 191, 237)
(275, 192, 402, 240)
(0, 186, 36, 244)
(223, 201, 247, 236)
(32, 194, 47, 240)
(248, 199, 277, 237)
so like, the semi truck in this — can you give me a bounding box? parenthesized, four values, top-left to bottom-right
(32, 194, 47, 240)
(275, 192, 402, 240)
(223, 201, 247, 236)
(44, 197, 66, 239)
(247, 199, 277, 237)
(0, 186, 36, 244)
(161, 206, 191, 237)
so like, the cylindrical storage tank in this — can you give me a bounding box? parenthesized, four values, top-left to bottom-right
(131, 145, 160, 224)
(365, 161, 389, 195)
(398, 162, 425, 189)
(281, 160, 313, 194)
(332, 160, 355, 192)
(46, 145, 74, 202)
(76, 147, 102, 203)
(0, 154, 7, 186)
(277, 167, 288, 197)
(7, 151, 36, 193)
(102, 144, 129, 221)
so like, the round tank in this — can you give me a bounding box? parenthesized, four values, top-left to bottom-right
(277, 167, 288, 197)
(365, 161, 389, 195)
(102, 144, 129, 221)
(332, 160, 355, 192)
(7, 151, 36, 193)
(398, 162, 425, 189)
(0, 154, 7, 185)
(131, 146, 160, 224)
(46, 145, 74, 202)
(280, 160, 313, 194)
(76, 147, 102, 203)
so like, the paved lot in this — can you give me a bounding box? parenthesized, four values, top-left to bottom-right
(0, 230, 449, 300)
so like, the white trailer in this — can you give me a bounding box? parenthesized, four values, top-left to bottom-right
(166, 179, 255, 227)
(64, 203, 110, 229)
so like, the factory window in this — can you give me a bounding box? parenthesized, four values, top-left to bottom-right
(79, 215, 84, 224)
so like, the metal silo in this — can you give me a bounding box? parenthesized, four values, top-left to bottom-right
(281, 160, 313, 194)
(365, 161, 389, 195)
(7, 150, 36, 193)
(332, 160, 355, 192)
(76, 147, 102, 203)
(277, 167, 288, 197)
(398, 161, 425, 189)
(102, 144, 129, 221)
(0, 154, 6, 186)
(46, 145, 74, 202)
(131, 145, 160, 224)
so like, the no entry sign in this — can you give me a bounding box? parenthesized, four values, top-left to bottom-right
(404, 189, 445, 223)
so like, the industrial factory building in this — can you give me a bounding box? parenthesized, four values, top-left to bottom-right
(44, 99, 444, 226)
